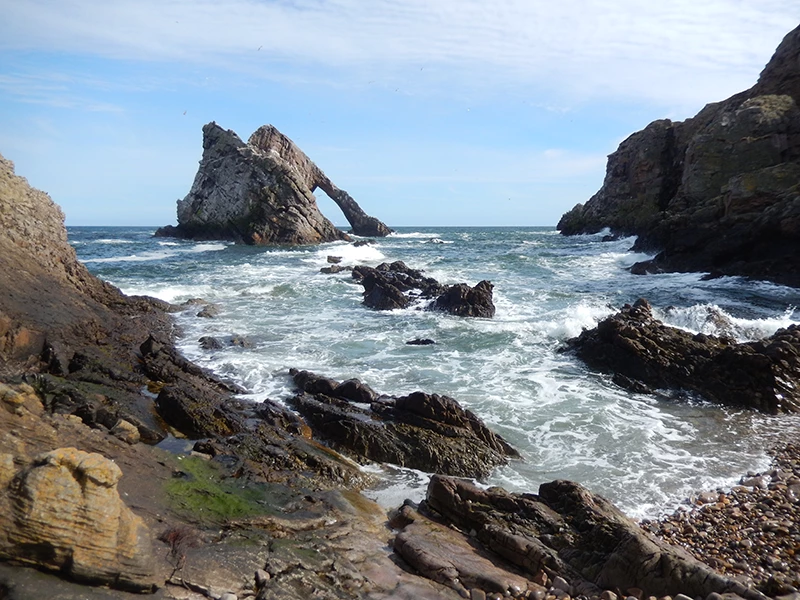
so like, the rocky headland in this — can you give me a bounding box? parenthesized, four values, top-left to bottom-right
(557, 25, 800, 287)
(155, 122, 391, 245)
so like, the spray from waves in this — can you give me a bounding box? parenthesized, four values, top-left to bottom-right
(387, 231, 441, 239)
(657, 303, 798, 341)
(82, 243, 227, 264)
(310, 242, 386, 266)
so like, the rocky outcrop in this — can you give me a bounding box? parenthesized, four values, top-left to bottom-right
(413, 475, 768, 600)
(155, 123, 391, 244)
(288, 369, 519, 478)
(0, 448, 157, 591)
(564, 299, 800, 414)
(351, 261, 496, 317)
(558, 24, 800, 287)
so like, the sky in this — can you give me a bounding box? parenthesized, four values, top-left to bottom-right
(0, 2, 798, 228)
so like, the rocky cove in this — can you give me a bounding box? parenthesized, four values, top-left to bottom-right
(1, 25, 800, 600)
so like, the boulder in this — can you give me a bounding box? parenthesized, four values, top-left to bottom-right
(420, 475, 768, 600)
(564, 298, 800, 414)
(155, 123, 391, 244)
(558, 25, 800, 287)
(288, 369, 518, 478)
(351, 261, 495, 317)
(0, 448, 157, 591)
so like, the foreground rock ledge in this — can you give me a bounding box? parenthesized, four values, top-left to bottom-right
(155, 122, 392, 244)
(565, 299, 800, 414)
(402, 474, 769, 600)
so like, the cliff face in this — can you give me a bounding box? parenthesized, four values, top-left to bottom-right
(156, 123, 392, 244)
(558, 24, 800, 287)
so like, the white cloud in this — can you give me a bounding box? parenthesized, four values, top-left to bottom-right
(2, 0, 797, 109)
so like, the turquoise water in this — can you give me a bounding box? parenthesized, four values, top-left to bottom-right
(70, 225, 800, 518)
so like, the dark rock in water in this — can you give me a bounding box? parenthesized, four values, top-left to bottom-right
(353, 239, 374, 246)
(196, 304, 220, 318)
(558, 26, 800, 287)
(320, 264, 350, 274)
(419, 475, 768, 600)
(429, 280, 495, 318)
(155, 122, 391, 244)
(351, 261, 495, 317)
(326, 255, 342, 264)
(198, 335, 253, 350)
(406, 338, 436, 345)
(288, 369, 518, 478)
(565, 298, 800, 414)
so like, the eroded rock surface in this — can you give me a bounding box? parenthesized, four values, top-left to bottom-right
(417, 475, 768, 600)
(0, 447, 157, 591)
(564, 299, 800, 414)
(155, 123, 391, 244)
(288, 369, 519, 478)
(558, 25, 800, 287)
(351, 261, 496, 317)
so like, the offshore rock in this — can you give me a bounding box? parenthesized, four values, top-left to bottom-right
(155, 122, 391, 244)
(421, 475, 768, 600)
(351, 261, 496, 317)
(0, 448, 157, 591)
(558, 24, 800, 287)
(565, 299, 800, 414)
(288, 369, 519, 478)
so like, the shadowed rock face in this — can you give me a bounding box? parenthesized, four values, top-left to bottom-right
(558, 24, 800, 287)
(564, 298, 800, 414)
(155, 123, 391, 244)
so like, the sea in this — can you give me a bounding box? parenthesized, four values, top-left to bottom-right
(68, 225, 800, 520)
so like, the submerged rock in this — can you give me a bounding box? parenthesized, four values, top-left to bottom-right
(565, 298, 800, 414)
(288, 369, 519, 478)
(155, 122, 391, 244)
(558, 25, 800, 287)
(351, 261, 496, 317)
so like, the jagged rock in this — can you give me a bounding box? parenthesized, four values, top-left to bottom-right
(351, 261, 496, 317)
(0, 448, 157, 591)
(287, 369, 518, 478)
(558, 25, 800, 287)
(407, 338, 436, 345)
(155, 123, 391, 244)
(422, 475, 768, 600)
(564, 298, 800, 414)
(429, 280, 495, 318)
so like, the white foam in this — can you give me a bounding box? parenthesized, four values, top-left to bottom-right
(313, 243, 386, 265)
(82, 242, 226, 264)
(658, 303, 799, 341)
(387, 231, 440, 239)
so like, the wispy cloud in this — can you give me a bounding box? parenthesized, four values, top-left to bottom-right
(2, 0, 797, 109)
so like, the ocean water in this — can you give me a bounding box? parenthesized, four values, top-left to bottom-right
(69, 225, 800, 519)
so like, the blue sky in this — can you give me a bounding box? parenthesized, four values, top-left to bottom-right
(1, 1, 797, 227)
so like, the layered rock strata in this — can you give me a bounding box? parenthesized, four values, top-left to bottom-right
(564, 299, 800, 414)
(558, 25, 800, 287)
(288, 369, 519, 478)
(0, 447, 157, 592)
(351, 261, 496, 317)
(155, 123, 391, 244)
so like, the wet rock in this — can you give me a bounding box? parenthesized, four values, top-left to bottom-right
(407, 338, 437, 345)
(0, 448, 157, 591)
(565, 299, 800, 414)
(352, 261, 495, 317)
(154, 122, 391, 244)
(287, 369, 518, 478)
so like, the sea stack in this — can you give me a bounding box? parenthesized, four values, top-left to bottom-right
(558, 24, 800, 287)
(156, 122, 392, 245)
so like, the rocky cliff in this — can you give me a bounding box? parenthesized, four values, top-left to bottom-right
(558, 24, 800, 287)
(155, 123, 392, 244)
